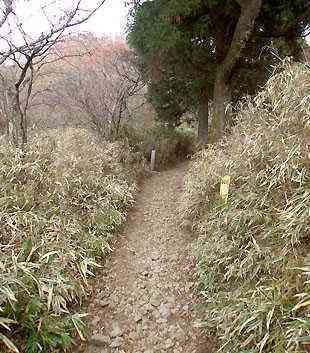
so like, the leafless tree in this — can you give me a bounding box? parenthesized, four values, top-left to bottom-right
(0, 0, 13, 30)
(0, 0, 106, 147)
(49, 36, 145, 139)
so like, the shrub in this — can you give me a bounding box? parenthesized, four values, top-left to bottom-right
(181, 61, 310, 352)
(139, 124, 196, 169)
(0, 128, 145, 353)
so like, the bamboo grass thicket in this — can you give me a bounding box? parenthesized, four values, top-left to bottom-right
(181, 61, 310, 352)
(0, 128, 145, 353)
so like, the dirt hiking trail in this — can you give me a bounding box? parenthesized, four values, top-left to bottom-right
(82, 163, 212, 353)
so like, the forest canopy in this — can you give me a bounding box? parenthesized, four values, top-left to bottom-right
(127, 0, 310, 143)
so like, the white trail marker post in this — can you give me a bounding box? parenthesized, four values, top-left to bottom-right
(150, 148, 156, 171)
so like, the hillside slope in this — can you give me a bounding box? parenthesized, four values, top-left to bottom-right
(181, 61, 310, 352)
(0, 128, 145, 353)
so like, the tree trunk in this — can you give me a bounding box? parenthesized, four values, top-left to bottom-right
(6, 87, 28, 147)
(15, 89, 28, 146)
(197, 92, 209, 145)
(211, 71, 231, 142)
(7, 88, 19, 146)
(211, 0, 263, 142)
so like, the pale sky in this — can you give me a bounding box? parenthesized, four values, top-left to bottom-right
(6, 0, 127, 41)
(78, 0, 127, 36)
(0, 0, 128, 55)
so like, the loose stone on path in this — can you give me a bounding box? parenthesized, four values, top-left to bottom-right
(81, 164, 212, 353)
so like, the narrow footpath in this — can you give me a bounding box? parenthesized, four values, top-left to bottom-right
(83, 163, 212, 353)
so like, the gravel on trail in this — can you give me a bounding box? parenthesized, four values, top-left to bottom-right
(81, 163, 213, 353)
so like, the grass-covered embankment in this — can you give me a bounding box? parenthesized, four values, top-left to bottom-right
(0, 128, 145, 353)
(181, 62, 310, 352)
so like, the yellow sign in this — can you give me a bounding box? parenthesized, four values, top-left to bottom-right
(220, 175, 231, 203)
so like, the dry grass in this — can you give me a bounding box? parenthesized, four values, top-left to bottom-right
(0, 128, 145, 353)
(181, 61, 310, 352)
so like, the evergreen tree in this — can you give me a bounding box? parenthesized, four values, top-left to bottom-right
(128, 0, 309, 143)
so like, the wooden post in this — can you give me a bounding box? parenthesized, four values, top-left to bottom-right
(151, 149, 156, 171)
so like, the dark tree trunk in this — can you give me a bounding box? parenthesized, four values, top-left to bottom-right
(15, 89, 28, 146)
(7, 88, 19, 146)
(211, 0, 263, 142)
(212, 71, 231, 142)
(6, 56, 33, 147)
(197, 91, 209, 145)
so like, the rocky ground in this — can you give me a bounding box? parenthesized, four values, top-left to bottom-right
(80, 163, 212, 353)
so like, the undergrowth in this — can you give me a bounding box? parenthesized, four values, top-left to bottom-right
(119, 123, 196, 169)
(181, 61, 310, 352)
(143, 125, 196, 168)
(0, 128, 145, 353)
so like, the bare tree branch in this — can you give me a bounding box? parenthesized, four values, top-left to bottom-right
(0, 0, 13, 29)
(0, 0, 107, 65)
(0, 0, 108, 146)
